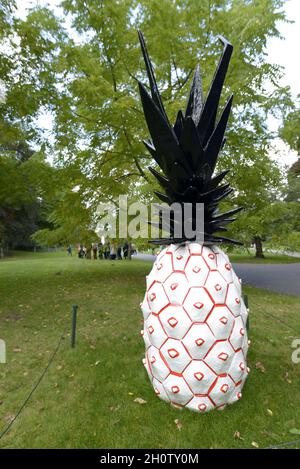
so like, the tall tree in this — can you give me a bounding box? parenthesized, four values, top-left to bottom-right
(3, 0, 294, 250)
(0, 2, 66, 255)
(279, 106, 300, 202)
(53, 0, 291, 248)
(0, 147, 56, 255)
(0, 2, 65, 149)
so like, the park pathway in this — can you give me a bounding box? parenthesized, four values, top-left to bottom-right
(233, 263, 300, 297)
(135, 253, 300, 297)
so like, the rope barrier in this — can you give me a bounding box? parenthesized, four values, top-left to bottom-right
(0, 321, 69, 440)
(266, 438, 300, 449)
(248, 298, 299, 334)
(0, 297, 298, 449)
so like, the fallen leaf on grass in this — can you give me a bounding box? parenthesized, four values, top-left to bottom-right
(284, 372, 292, 384)
(251, 441, 259, 448)
(134, 397, 147, 405)
(109, 405, 120, 412)
(94, 360, 100, 366)
(4, 414, 15, 424)
(267, 409, 273, 416)
(128, 392, 134, 396)
(233, 431, 244, 440)
(261, 430, 281, 440)
(255, 362, 266, 373)
(13, 348, 22, 353)
(174, 419, 182, 431)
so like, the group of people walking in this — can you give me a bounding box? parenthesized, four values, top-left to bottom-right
(74, 241, 132, 260)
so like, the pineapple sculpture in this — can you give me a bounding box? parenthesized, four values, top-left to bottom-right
(138, 30, 250, 413)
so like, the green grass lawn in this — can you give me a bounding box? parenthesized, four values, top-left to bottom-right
(0, 251, 300, 449)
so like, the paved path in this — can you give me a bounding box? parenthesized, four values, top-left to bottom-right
(233, 263, 300, 297)
(135, 253, 300, 297)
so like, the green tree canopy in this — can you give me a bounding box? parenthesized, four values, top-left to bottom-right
(1, 0, 296, 251)
(279, 106, 300, 203)
(279, 105, 300, 155)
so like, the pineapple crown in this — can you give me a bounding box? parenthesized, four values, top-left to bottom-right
(137, 30, 242, 246)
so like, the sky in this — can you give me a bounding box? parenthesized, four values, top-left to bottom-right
(15, 0, 300, 166)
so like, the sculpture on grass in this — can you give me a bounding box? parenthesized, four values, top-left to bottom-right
(138, 30, 250, 412)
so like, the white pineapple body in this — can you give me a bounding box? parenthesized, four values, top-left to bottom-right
(140, 242, 249, 413)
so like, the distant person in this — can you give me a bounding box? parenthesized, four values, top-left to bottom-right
(104, 242, 110, 259)
(67, 245, 72, 256)
(98, 244, 104, 259)
(78, 245, 84, 258)
(117, 245, 122, 260)
(92, 243, 98, 260)
(110, 243, 116, 260)
(123, 241, 129, 259)
(85, 246, 92, 259)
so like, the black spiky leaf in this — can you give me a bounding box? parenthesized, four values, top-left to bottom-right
(137, 30, 242, 245)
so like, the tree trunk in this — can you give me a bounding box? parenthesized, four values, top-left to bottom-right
(128, 242, 132, 260)
(253, 236, 264, 258)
